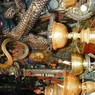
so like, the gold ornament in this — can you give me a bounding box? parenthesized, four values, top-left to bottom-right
(51, 22, 95, 50)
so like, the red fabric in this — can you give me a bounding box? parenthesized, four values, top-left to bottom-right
(83, 43, 95, 54)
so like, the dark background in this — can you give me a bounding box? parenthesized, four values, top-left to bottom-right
(0, 89, 44, 95)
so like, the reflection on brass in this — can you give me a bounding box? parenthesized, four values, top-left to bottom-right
(45, 84, 64, 95)
(64, 72, 95, 95)
(34, 89, 44, 94)
(71, 53, 88, 75)
(45, 71, 95, 95)
(82, 81, 95, 93)
(63, 72, 95, 95)
(45, 72, 81, 95)
(64, 0, 77, 8)
(80, 28, 95, 44)
(29, 50, 50, 62)
(0, 38, 13, 69)
(52, 22, 68, 50)
(51, 22, 95, 50)
(64, 72, 81, 95)
(69, 28, 95, 46)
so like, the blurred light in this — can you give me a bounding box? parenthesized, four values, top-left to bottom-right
(57, 84, 64, 88)
(53, 32, 62, 39)
(80, 5, 88, 12)
(90, 92, 95, 95)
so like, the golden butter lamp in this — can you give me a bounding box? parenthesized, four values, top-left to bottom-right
(71, 53, 88, 75)
(64, 72, 95, 95)
(44, 72, 95, 95)
(51, 22, 95, 50)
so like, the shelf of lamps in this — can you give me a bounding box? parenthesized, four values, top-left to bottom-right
(51, 21, 95, 50)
